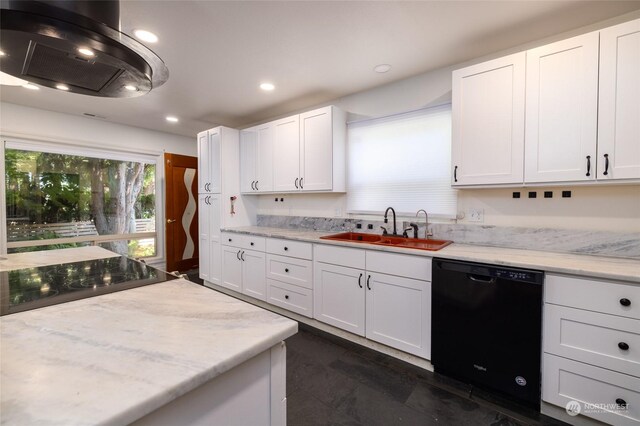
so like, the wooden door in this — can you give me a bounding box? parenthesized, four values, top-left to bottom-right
(313, 262, 365, 336)
(598, 18, 640, 181)
(301, 106, 333, 191)
(165, 153, 199, 273)
(525, 32, 599, 183)
(272, 115, 300, 192)
(452, 53, 526, 186)
(365, 272, 430, 358)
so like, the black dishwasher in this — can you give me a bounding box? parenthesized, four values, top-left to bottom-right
(431, 258, 544, 408)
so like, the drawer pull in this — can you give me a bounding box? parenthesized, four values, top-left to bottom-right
(620, 298, 631, 307)
(618, 342, 630, 351)
(284, 247, 289, 251)
(285, 295, 289, 300)
(250, 242, 254, 246)
(616, 398, 627, 409)
(228, 238, 232, 242)
(285, 268, 289, 273)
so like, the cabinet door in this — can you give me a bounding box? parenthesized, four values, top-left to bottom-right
(242, 249, 266, 301)
(598, 19, 640, 181)
(240, 128, 257, 193)
(197, 131, 210, 193)
(300, 107, 333, 191)
(273, 115, 300, 192)
(256, 124, 274, 192)
(366, 272, 431, 358)
(221, 245, 243, 292)
(525, 32, 599, 183)
(208, 128, 222, 193)
(208, 195, 221, 285)
(452, 53, 525, 185)
(313, 262, 365, 336)
(198, 194, 210, 281)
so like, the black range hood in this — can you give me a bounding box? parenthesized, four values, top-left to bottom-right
(0, 0, 169, 97)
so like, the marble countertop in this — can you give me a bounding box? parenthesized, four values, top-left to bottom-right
(223, 226, 640, 283)
(0, 246, 121, 272)
(1, 248, 298, 425)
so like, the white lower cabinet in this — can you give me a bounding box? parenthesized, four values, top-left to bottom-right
(266, 279, 313, 318)
(313, 245, 431, 359)
(221, 244, 266, 301)
(199, 194, 221, 286)
(543, 273, 640, 425)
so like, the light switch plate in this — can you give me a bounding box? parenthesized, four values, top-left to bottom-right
(469, 208, 484, 222)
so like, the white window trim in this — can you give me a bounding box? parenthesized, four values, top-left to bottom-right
(1, 137, 165, 263)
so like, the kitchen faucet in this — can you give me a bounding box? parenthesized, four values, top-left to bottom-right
(384, 207, 398, 236)
(403, 223, 419, 238)
(416, 209, 433, 239)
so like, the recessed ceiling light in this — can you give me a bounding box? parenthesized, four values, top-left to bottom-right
(133, 29, 158, 43)
(166, 116, 179, 123)
(77, 47, 95, 57)
(0, 71, 27, 86)
(260, 82, 275, 91)
(56, 84, 70, 91)
(0, 50, 5, 56)
(373, 64, 392, 73)
(124, 85, 138, 91)
(23, 83, 40, 90)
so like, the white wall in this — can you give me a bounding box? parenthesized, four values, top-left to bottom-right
(0, 102, 196, 261)
(0, 102, 195, 156)
(254, 10, 640, 233)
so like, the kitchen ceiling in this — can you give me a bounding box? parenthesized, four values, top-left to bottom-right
(1, 0, 639, 138)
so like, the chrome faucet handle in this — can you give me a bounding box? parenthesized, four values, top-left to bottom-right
(380, 226, 388, 236)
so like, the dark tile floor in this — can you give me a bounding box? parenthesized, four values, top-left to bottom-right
(286, 324, 566, 426)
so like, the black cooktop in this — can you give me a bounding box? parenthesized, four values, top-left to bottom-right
(0, 256, 178, 316)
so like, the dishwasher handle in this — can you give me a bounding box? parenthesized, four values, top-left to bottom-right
(467, 274, 496, 284)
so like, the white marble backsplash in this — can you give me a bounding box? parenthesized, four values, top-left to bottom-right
(256, 215, 640, 259)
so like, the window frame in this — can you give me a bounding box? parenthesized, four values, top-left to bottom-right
(1, 136, 165, 263)
(345, 104, 457, 219)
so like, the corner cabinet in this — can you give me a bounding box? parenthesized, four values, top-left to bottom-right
(451, 52, 525, 186)
(243, 105, 346, 194)
(451, 18, 640, 187)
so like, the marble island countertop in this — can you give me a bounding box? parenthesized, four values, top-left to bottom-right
(223, 226, 640, 283)
(1, 248, 298, 425)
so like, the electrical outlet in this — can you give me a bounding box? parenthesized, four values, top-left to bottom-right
(469, 208, 484, 223)
(334, 208, 342, 217)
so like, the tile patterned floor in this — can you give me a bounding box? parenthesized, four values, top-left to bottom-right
(286, 324, 566, 426)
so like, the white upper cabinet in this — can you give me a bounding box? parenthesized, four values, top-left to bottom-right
(240, 124, 274, 193)
(524, 32, 600, 183)
(246, 106, 346, 193)
(451, 53, 526, 186)
(598, 18, 640, 181)
(300, 106, 345, 191)
(197, 128, 221, 193)
(273, 115, 300, 192)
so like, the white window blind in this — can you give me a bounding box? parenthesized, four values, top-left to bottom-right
(347, 105, 457, 217)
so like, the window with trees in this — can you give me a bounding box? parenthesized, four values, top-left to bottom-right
(4, 141, 158, 258)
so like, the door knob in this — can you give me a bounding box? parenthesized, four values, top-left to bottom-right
(167, 219, 176, 224)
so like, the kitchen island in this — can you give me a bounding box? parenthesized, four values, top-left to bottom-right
(0, 247, 298, 425)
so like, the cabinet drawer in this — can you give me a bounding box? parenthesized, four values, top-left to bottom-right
(266, 254, 312, 289)
(267, 279, 313, 318)
(544, 304, 640, 377)
(314, 244, 365, 269)
(366, 251, 431, 282)
(266, 238, 312, 260)
(546, 274, 640, 320)
(221, 232, 265, 251)
(543, 354, 640, 426)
